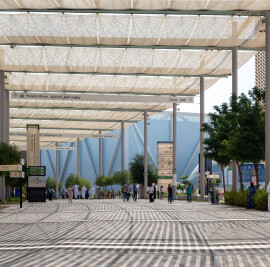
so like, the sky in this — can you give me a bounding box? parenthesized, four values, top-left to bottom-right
(179, 56, 256, 114)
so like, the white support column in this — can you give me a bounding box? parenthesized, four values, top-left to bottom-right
(4, 89, 9, 144)
(200, 76, 205, 200)
(172, 103, 177, 185)
(232, 47, 238, 190)
(144, 110, 148, 198)
(77, 138, 80, 178)
(56, 142, 59, 198)
(0, 71, 5, 203)
(99, 130, 102, 176)
(121, 121, 124, 172)
(265, 12, 270, 186)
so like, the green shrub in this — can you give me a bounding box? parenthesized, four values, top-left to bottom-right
(223, 190, 247, 207)
(254, 189, 268, 211)
(6, 197, 25, 203)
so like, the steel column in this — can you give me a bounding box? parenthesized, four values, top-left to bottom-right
(144, 110, 148, 198)
(0, 71, 5, 203)
(232, 47, 238, 190)
(77, 138, 80, 178)
(56, 142, 59, 198)
(173, 103, 177, 185)
(121, 121, 124, 172)
(5, 89, 9, 143)
(265, 11, 270, 187)
(99, 130, 102, 176)
(200, 76, 205, 200)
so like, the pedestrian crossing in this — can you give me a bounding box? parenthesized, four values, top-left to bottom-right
(0, 199, 270, 266)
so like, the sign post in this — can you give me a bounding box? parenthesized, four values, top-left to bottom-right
(157, 141, 173, 192)
(27, 124, 46, 202)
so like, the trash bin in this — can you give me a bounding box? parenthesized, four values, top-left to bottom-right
(210, 190, 215, 203)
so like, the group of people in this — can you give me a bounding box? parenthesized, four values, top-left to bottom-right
(121, 183, 138, 201)
(63, 185, 95, 203)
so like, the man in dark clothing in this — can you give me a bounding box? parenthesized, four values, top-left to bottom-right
(247, 181, 256, 209)
(167, 184, 173, 204)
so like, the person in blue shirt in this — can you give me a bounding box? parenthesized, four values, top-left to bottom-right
(247, 181, 256, 209)
(187, 183, 193, 202)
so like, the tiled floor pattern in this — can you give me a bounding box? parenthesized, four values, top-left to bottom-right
(0, 199, 270, 267)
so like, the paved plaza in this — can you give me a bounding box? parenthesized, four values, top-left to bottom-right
(0, 199, 270, 267)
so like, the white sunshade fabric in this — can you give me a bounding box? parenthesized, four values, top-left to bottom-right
(0, 13, 264, 48)
(1, 46, 255, 75)
(7, 73, 219, 95)
(0, 1, 265, 147)
(0, 0, 269, 11)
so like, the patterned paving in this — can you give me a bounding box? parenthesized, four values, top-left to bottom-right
(0, 199, 270, 267)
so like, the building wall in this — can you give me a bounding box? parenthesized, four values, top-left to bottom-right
(41, 111, 205, 187)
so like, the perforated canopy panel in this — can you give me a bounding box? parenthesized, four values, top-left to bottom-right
(0, 0, 266, 147)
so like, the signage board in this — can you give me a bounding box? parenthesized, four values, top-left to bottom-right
(207, 175, 220, 179)
(27, 166, 46, 176)
(157, 141, 173, 177)
(10, 132, 118, 138)
(0, 165, 22, 171)
(10, 171, 25, 178)
(11, 92, 194, 104)
(28, 176, 46, 188)
(27, 125, 40, 167)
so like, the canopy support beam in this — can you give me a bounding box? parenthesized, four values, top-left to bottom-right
(232, 47, 238, 191)
(265, 11, 270, 187)
(121, 121, 124, 172)
(99, 130, 102, 176)
(77, 138, 80, 178)
(144, 110, 148, 199)
(56, 142, 59, 198)
(1, 43, 263, 51)
(200, 75, 205, 200)
(173, 103, 177, 186)
(6, 70, 229, 79)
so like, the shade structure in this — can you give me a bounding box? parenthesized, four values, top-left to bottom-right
(0, 1, 266, 147)
(0, 0, 269, 11)
(0, 13, 265, 49)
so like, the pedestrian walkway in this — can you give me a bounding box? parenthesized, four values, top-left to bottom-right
(0, 199, 270, 267)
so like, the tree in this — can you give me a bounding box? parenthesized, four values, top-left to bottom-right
(46, 177, 62, 191)
(0, 142, 27, 188)
(201, 103, 231, 192)
(227, 87, 265, 189)
(177, 175, 189, 193)
(95, 175, 112, 190)
(78, 178, 91, 190)
(129, 153, 157, 186)
(112, 171, 132, 185)
(65, 173, 79, 189)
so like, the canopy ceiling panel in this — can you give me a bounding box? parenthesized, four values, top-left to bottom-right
(10, 141, 60, 148)
(9, 99, 167, 111)
(0, 0, 269, 11)
(9, 108, 143, 122)
(10, 135, 77, 143)
(0, 13, 264, 48)
(0, 46, 255, 75)
(10, 128, 103, 135)
(7, 73, 219, 95)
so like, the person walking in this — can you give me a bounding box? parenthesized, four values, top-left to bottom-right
(48, 187, 55, 201)
(160, 186, 164, 200)
(267, 182, 270, 212)
(89, 186, 94, 200)
(247, 181, 256, 209)
(67, 184, 74, 204)
(187, 183, 193, 202)
(172, 185, 176, 202)
(122, 184, 126, 201)
(167, 184, 173, 204)
(81, 185, 86, 199)
(61, 188, 66, 199)
(74, 184, 79, 199)
(148, 184, 154, 202)
(153, 184, 156, 199)
(126, 184, 131, 201)
(133, 184, 138, 202)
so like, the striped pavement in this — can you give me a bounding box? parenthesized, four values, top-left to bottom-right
(0, 199, 270, 267)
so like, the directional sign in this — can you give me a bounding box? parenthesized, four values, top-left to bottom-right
(207, 175, 220, 179)
(10, 171, 25, 178)
(0, 165, 22, 172)
(11, 92, 194, 104)
(10, 132, 118, 138)
(27, 166, 46, 176)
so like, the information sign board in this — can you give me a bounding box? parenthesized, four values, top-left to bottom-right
(28, 176, 46, 188)
(10, 171, 25, 178)
(157, 142, 173, 177)
(27, 125, 40, 166)
(27, 166, 46, 176)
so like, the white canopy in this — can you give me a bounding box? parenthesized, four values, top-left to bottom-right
(0, 1, 266, 147)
